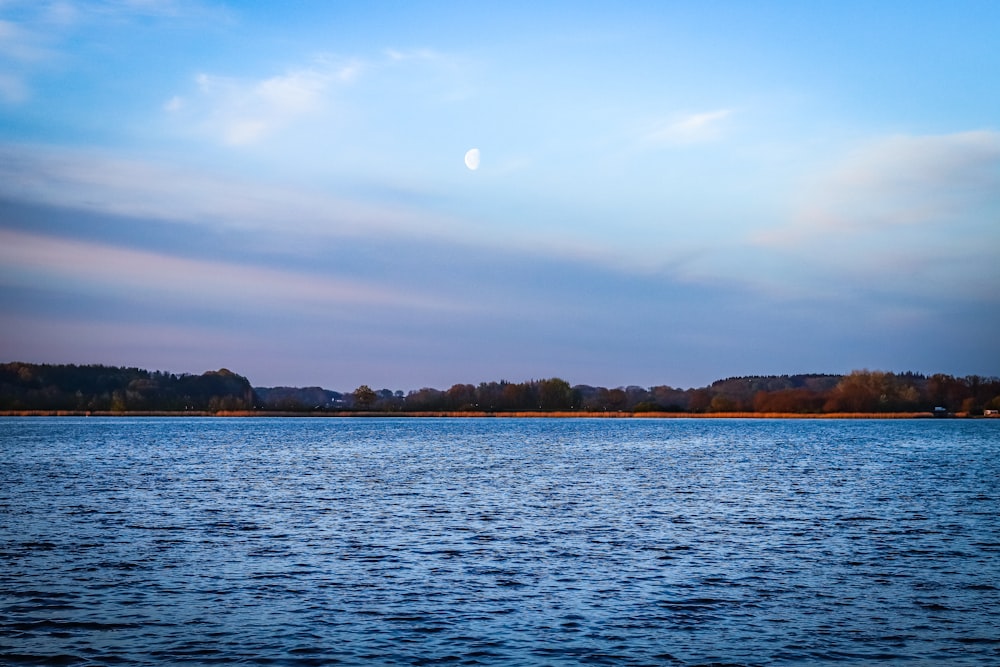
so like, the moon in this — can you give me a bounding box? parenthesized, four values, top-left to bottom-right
(464, 148, 480, 171)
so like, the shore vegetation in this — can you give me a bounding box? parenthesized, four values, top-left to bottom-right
(2, 363, 999, 417)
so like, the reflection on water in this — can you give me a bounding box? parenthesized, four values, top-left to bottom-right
(1, 417, 998, 665)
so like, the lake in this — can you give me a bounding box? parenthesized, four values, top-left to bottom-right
(1, 417, 998, 665)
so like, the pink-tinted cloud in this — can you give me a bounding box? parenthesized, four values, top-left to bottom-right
(0, 228, 461, 314)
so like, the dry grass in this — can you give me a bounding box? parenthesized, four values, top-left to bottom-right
(631, 411, 938, 419)
(0, 410, 947, 419)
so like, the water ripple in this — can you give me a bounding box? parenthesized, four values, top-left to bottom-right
(1, 417, 998, 665)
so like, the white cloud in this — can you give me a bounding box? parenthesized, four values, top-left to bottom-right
(167, 46, 474, 147)
(753, 130, 1000, 299)
(255, 69, 329, 114)
(97, 0, 221, 19)
(116, 0, 181, 11)
(322, 55, 362, 83)
(645, 109, 733, 145)
(0, 18, 54, 62)
(0, 15, 57, 103)
(0, 1, 221, 106)
(385, 48, 440, 62)
(163, 95, 183, 112)
(184, 59, 360, 146)
(44, 1, 79, 25)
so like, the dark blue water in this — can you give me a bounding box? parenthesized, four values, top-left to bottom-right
(1, 418, 998, 666)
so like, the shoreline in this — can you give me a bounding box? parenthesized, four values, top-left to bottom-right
(0, 410, 974, 419)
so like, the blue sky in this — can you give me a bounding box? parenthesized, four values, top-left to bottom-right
(1, 1, 998, 390)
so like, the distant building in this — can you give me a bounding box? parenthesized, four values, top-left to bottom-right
(933, 406, 949, 417)
(985, 409, 999, 417)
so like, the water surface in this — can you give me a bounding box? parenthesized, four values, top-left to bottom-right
(1, 417, 998, 665)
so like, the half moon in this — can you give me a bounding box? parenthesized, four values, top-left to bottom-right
(464, 148, 480, 171)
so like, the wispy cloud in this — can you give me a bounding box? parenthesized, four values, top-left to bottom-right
(94, 0, 223, 20)
(43, 1, 79, 25)
(385, 48, 441, 62)
(0, 143, 443, 236)
(752, 130, 1000, 299)
(0, 228, 460, 313)
(772, 130, 1000, 236)
(0, 0, 222, 104)
(163, 94, 183, 112)
(107, 0, 190, 15)
(171, 57, 360, 145)
(0, 143, 690, 278)
(645, 109, 733, 145)
(0, 18, 54, 62)
(0, 13, 62, 103)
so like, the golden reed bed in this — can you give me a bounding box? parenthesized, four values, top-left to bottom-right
(0, 410, 949, 418)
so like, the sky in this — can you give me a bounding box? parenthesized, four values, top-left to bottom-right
(1, 1, 998, 391)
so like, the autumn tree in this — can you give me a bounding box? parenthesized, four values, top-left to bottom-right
(352, 384, 376, 409)
(405, 387, 445, 410)
(822, 370, 924, 413)
(687, 388, 714, 413)
(823, 370, 886, 412)
(538, 378, 574, 410)
(447, 383, 478, 410)
(753, 388, 825, 413)
(649, 385, 690, 411)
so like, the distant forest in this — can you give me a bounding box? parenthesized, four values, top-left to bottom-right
(2, 362, 1000, 415)
(0, 364, 256, 412)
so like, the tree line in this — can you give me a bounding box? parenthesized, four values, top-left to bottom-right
(0, 363, 255, 412)
(2, 363, 999, 415)
(345, 372, 1000, 415)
